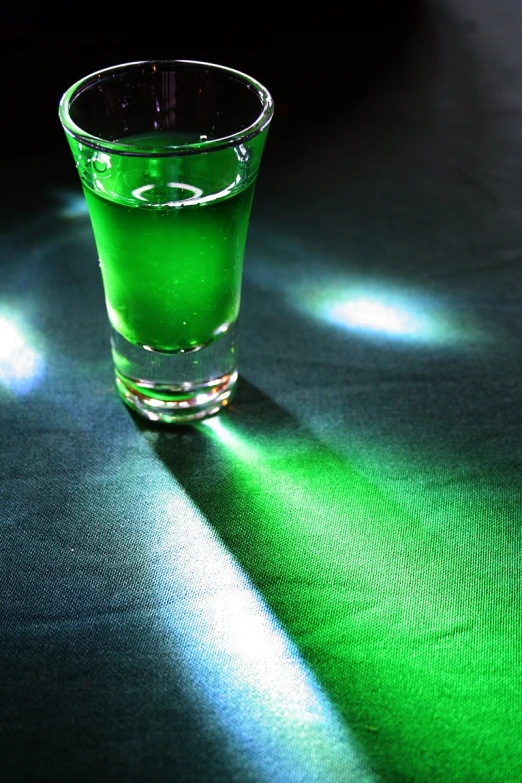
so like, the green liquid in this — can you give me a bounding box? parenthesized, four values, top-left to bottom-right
(82, 135, 255, 353)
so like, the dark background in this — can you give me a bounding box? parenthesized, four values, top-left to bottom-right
(0, 3, 420, 164)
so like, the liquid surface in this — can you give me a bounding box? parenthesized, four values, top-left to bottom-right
(83, 133, 255, 353)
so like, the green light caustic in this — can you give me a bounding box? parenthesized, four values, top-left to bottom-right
(199, 416, 521, 783)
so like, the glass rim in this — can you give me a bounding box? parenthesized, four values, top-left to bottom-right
(59, 59, 274, 157)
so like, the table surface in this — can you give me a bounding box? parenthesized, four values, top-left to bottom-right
(1, 2, 521, 781)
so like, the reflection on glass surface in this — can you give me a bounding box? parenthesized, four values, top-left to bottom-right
(0, 315, 44, 394)
(155, 478, 373, 783)
(129, 178, 241, 208)
(131, 182, 204, 203)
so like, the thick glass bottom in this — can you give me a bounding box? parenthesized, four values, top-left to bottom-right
(115, 369, 237, 423)
(111, 323, 238, 424)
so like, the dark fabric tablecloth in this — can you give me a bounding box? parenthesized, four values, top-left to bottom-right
(1, 1, 521, 781)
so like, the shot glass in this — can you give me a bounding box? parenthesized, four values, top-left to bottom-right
(59, 60, 273, 423)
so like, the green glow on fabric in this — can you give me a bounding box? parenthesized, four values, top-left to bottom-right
(0, 314, 44, 394)
(199, 416, 520, 782)
(149, 468, 375, 782)
(290, 280, 480, 346)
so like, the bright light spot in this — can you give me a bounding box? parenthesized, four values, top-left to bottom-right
(0, 316, 44, 394)
(291, 279, 470, 346)
(156, 482, 375, 782)
(329, 297, 421, 336)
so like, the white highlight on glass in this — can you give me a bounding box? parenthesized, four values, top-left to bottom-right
(0, 316, 44, 394)
(131, 183, 155, 201)
(131, 175, 242, 208)
(131, 182, 204, 203)
(154, 479, 377, 783)
(235, 144, 249, 162)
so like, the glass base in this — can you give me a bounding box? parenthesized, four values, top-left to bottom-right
(111, 323, 238, 424)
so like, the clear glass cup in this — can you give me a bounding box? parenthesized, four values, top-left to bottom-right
(59, 60, 273, 423)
